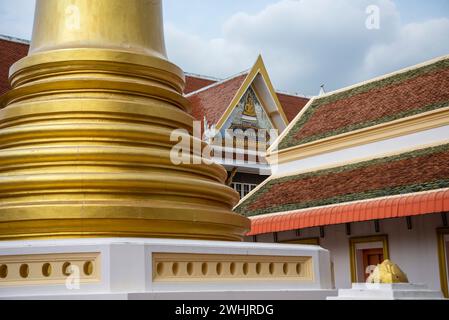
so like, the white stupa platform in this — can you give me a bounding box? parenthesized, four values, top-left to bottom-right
(328, 283, 445, 300)
(0, 238, 337, 300)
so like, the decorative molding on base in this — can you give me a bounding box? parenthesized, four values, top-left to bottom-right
(0, 238, 335, 300)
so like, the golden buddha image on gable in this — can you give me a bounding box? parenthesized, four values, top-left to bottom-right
(243, 91, 257, 118)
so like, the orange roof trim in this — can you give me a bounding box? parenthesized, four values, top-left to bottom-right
(248, 189, 449, 236)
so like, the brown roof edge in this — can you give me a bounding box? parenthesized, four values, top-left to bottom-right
(0, 34, 30, 45)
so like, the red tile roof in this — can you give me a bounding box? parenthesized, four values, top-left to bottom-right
(236, 143, 449, 217)
(248, 188, 449, 235)
(0, 37, 29, 96)
(276, 92, 309, 122)
(187, 73, 248, 123)
(184, 75, 217, 94)
(278, 56, 449, 150)
(186, 75, 309, 125)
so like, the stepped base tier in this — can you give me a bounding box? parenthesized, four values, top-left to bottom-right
(0, 239, 336, 300)
(328, 284, 445, 300)
(0, 0, 249, 242)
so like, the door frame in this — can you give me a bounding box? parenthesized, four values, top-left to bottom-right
(437, 227, 449, 298)
(362, 248, 385, 280)
(349, 235, 390, 283)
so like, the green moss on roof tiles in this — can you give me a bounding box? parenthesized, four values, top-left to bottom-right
(235, 143, 449, 217)
(278, 57, 449, 150)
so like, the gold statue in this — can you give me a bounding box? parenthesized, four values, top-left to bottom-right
(366, 260, 409, 284)
(243, 92, 257, 118)
(0, 0, 249, 241)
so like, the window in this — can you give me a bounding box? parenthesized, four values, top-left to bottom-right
(349, 235, 389, 283)
(231, 183, 258, 199)
(437, 228, 449, 298)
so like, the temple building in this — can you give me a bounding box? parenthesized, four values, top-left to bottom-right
(235, 55, 449, 297)
(0, 2, 448, 298)
(187, 56, 309, 196)
(0, 0, 334, 299)
(0, 35, 308, 199)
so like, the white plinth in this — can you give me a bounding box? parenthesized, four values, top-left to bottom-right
(328, 283, 445, 300)
(0, 238, 336, 300)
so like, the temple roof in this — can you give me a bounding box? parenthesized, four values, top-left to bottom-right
(248, 188, 449, 236)
(0, 36, 29, 96)
(236, 143, 449, 217)
(276, 55, 449, 151)
(187, 72, 249, 125)
(277, 92, 310, 123)
(187, 74, 310, 124)
(186, 56, 310, 130)
(184, 74, 218, 94)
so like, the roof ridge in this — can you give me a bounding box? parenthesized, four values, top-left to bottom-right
(318, 54, 449, 100)
(276, 89, 310, 99)
(185, 72, 222, 82)
(0, 34, 30, 45)
(185, 69, 250, 97)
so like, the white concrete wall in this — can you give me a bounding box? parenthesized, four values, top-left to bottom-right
(0, 238, 336, 299)
(274, 126, 449, 177)
(252, 214, 445, 292)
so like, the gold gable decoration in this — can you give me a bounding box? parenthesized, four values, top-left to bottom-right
(243, 93, 257, 118)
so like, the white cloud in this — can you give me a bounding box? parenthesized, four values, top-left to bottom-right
(166, 0, 449, 96)
(0, 0, 35, 39)
(166, 23, 254, 79)
(1, 0, 448, 96)
(362, 18, 449, 79)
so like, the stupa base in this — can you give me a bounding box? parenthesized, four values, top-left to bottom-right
(0, 238, 336, 300)
(328, 283, 445, 300)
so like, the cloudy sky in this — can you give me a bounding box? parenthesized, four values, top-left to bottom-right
(1, 0, 449, 96)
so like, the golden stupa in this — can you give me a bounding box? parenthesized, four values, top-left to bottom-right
(0, 0, 250, 241)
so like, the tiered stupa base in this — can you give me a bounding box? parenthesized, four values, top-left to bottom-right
(0, 0, 337, 300)
(0, 239, 336, 300)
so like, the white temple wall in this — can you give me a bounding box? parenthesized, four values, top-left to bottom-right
(251, 214, 446, 293)
(274, 125, 449, 177)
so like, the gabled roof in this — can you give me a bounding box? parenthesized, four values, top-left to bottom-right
(187, 56, 309, 130)
(276, 55, 449, 151)
(213, 56, 290, 131)
(235, 142, 449, 217)
(187, 72, 249, 124)
(0, 36, 29, 95)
